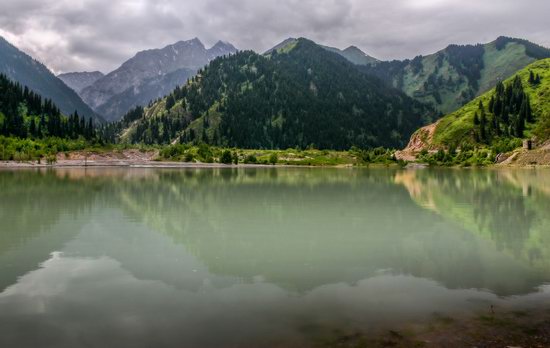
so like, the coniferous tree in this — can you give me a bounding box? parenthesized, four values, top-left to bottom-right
(470, 74, 536, 144)
(479, 102, 487, 142)
(0, 74, 99, 141)
(473, 112, 480, 125)
(165, 95, 175, 110)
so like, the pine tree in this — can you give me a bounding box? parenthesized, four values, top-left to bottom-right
(165, 95, 175, 110)
(480, 107, 487, 142)
(488, 96, 495, 112)
(529, 70, 535, 84)
(29, 117, 36, 137)
(87, 118, 94, 139)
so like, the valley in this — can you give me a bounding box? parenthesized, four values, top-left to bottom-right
(1, 34, 549, 166)
(1, 3, 550, 345)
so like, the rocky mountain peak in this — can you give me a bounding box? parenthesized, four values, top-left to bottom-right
(79, 38, 237, 121)
(58, 71, 104, 93)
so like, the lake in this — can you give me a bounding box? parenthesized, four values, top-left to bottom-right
(1, 167, 550, 347)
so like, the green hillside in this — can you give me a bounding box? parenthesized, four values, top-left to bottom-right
(121, 39, 433, 150)
(432, 58, 550, 147)
(267, 38, 379, 65)
(361, 37, 550, 114)
(0, 73, 97, 141)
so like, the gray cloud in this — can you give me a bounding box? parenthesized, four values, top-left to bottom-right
(0, 0, 549, 74)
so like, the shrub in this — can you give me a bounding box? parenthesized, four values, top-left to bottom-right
(220, 150, 233, 164)
(184, 152, 194, 162)
(244, 154, 257, 164)
(46, 154, 57, 165)
(197, 143, 213, 162)
(269, 153, 278, 165)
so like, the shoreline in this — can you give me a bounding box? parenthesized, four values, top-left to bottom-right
(2, 159, 550, 170)
(0, 159, 360, 169)
(0, 160, 296, 169)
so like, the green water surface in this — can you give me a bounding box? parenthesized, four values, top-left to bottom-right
(1, 167, 549, 347)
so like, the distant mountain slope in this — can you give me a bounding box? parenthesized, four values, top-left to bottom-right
(267, 38, 379, 65)
(322, 45, 379, 65)
(403, 58, 550, 151)
(121, 38, 433, 149)
(0, 36, 102, 122)
(81, 38, 237, 121)
(57, 71, 104, 93)
(94, 67, 196, 119)
(361, 37, 550, 114)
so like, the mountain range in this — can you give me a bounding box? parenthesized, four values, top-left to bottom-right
(1, 33, 549, 152)
(360, 37, 550, 114)
(0, 36, 102, 122)
(121, 38, 433, 149)
(58, 71, 104, 94)
(78, 38, 237, 121)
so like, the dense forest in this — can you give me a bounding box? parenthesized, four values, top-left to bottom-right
(473, 76, 534, 142)
(125, 39, 433, 150)
(0, 74, 96, 140)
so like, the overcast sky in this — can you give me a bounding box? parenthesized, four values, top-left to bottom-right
(1, 0, 549, 74)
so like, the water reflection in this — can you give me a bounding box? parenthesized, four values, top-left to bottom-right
(1, 167, 550, 347)
(396, 169, 550, 271)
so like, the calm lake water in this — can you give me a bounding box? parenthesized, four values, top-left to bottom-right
(1, 167, 550, 347)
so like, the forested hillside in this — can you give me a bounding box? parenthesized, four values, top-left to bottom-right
(120, 39, 433, 150)
(0, 74, 96, 140)
(360, 37, 550, 114)
(416, 58, 550, 149)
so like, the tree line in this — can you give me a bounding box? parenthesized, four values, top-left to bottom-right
(0, 74, 96, 140)
(473, 75, 534, 142)
(127, 40, 432, 149)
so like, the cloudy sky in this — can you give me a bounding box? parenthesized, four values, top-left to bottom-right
(1, 0, 549, 74)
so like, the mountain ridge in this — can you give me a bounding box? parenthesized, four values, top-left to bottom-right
(266, 38, 379, 65)
(80, 38, 237, 121)
(0, 36, 103, 122)
(360, 36, 550, 114)
(120, 38, 433, 149)
(58, 71, 104, 93)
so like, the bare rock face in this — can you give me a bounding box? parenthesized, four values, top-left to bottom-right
(81, 38, 237, 121)
(58, 71, 104, 94)
(395, 121, 440, 161)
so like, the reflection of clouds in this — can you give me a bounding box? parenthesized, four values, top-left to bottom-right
(2, 168, 550, 347)
(2, 252, 550, 348)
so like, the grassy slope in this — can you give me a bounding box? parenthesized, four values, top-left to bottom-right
(479, 41, 535, 93)
(398, 40, 541, 114)
(433, 58, 550, 146)
(401, 54, 469, 113)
